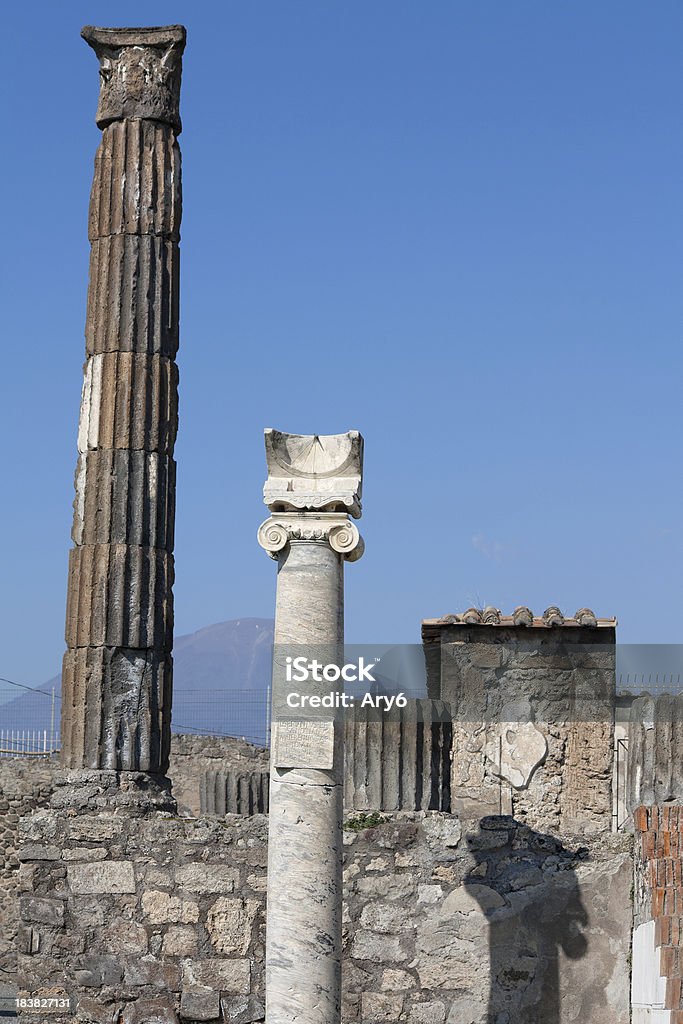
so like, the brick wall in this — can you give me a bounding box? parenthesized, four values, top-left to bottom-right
(633, 806, 683, 1023)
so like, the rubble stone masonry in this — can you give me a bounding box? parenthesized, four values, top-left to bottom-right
(14, 797, 631, 1024)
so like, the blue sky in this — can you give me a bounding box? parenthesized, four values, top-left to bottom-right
(1, 1, 682, 687)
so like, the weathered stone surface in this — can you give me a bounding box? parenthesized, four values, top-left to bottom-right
(61, 647, 172, 772)
(181, 958, 250, 994)
(124, 955, 181, 990)
(200, 769, 269, 816)
(175, 864, 238, 894)
(17, 844, 61, 861)
(162, 925, 197, 956)
(350, 931, 409, 963)
(361, 993, 405, 1022)
(141, 890, 199, 924)
(344, 700, 452, 812)
(179, 988, 221, 1021)
(72, 450, 176, 549)
(77, 352, 178, 455)
(87, 118, 181, 239)
(206, 897, 259, 954)
(19, 896, 65, 926)
(67, 860, 135, 894)
(85, 234, 180, 358)
(64, 545, 173, 649)
(380, 968, 415, 991)
(74, 953, 123, 987)
(119, 996, 179, 1024)
(220, 994, 265, 1024)
(423, 621, 616, 833)
(627, 694, 683, 814)
(101, 917, 148, 954)
(61, 25, 183, 775)
(82, 26, 186, 132)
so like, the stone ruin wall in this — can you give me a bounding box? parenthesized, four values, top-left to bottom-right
(15, 800, 631, 1024)
(0, 737, 267, 1002)
(422, 617, 616, 837)
(0, 757, 58, 1005)
(169, 736, 268, 817)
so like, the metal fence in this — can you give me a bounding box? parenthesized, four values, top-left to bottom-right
(0, 729, 59, 757)
(0, 681, 270, 756)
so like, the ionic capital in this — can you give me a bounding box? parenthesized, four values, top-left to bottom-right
(257, 513, 364, 563)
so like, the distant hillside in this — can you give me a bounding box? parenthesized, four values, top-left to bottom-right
(0, 618, 275, 746)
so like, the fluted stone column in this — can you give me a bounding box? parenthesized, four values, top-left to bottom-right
(258, 429, 364, 1024)
(60, 26, 185, 773)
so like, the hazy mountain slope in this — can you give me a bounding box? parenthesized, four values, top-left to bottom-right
(0, 618, 275, 746)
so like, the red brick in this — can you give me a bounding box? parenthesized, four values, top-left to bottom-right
(656, 917, 672, 946)
(654, 887, 666, 918)
(661, 946, 679, 977)
(665, 977, 682, 1010)
(634, 806, 650, 833)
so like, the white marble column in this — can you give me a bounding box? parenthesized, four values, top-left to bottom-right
(258, 430, 364, 1024)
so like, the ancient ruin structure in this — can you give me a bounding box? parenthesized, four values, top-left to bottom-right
(422, 608, 617, 831)
(258, 429, 364, 1024)
(61, 25, 184, 775)
(3, 20, 683, 1024)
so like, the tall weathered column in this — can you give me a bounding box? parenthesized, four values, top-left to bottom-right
(61, 26, 185, 773)
(258, 429, 364, 1024)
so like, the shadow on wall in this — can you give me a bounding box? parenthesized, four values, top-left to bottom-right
(464, 817, 589, 1024)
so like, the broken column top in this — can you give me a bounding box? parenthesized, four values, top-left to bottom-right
(263, 428, 363, 518)
(82, 25, 186, 132)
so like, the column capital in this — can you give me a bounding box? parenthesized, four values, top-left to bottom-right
(258, 512, 364, 562)
(82, 25, 186, 132)
(262, 428, 363, 518)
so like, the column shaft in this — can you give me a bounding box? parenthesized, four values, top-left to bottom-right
(61, 27, 184, 773)
(267, 542, 344, 1024)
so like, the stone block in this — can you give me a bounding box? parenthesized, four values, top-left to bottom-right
(102, 917, 149, 954)
(124, 955, 181, 990)
(356, 875, 415, 900)
(380, 969, 415, 991)
(162, 926, 198, 956)
(74, 953, 123, 987)
(68, 896, 105, 926)
(119, 998, 180, 1024)
(68, 860, 135, 894)
(142, 890, 199, 924)
(62, 848, 108, 862)
(361, 993, 405, 1022)
(176, 864, 238, 894)
(220, 995, 265, 1024)
(350, 931, 408, 963)
(19, 896, 65, 926)
(18, 844, 61, 861)
(409, 1002, 446, 1024)
(181, 958, 250, 994)
(206, 898, 259, 955)
(359, 903, 411, 933)
(179, 988, 221, 1021)
(69, 817, 124, 841)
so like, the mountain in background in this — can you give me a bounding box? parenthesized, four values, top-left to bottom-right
(0, 618, 275, 746)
